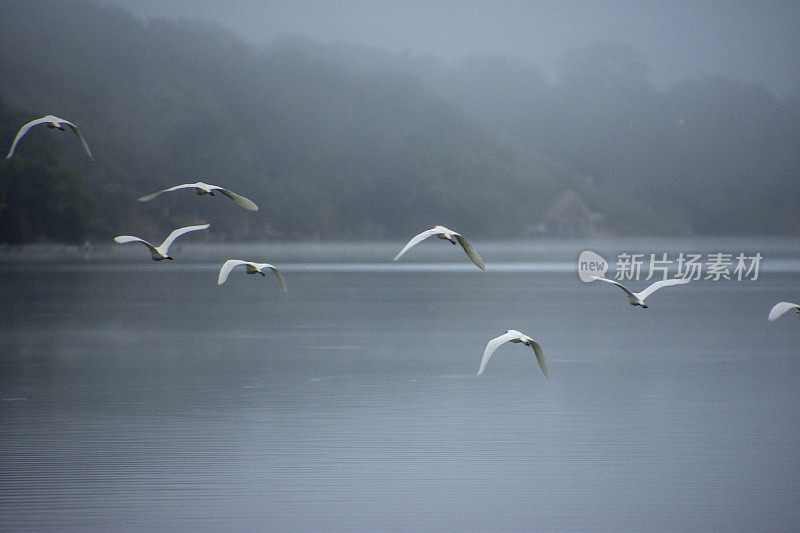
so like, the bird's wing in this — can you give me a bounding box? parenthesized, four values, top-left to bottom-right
(590, 276, 636, 299)
(137, 189, 167, 202)
(218, 259, 247, 285)
(455, 235, 485, 270)
(477, 331, 519, 375)
(5, 117, 52, 158)
(63, 121, 93, 160)
(113, 235, 157, 253)
(636, 277, 690, 301)
(158, 224, 210, 253)
(218, 188, 259, 211)
(266, 265, 288, 293)
(530, 340, 548, 378)
(137, 183, 195, 202)
(769, 301, 800, 321)
(393, 228, 440, 261)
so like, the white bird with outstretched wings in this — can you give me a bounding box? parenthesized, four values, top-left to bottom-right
(218, 259, 287, 293)
(393, 225, 485, 270)
(477, 329, 548, 377)
(137, 182, 258, 211)
(113, 224, 210, 261)
(591, 276, 689, 308)
(6, 115, 93, 159)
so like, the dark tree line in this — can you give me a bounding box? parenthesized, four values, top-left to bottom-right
(0, 0, 797, 243)
(405, 43, 800, 235)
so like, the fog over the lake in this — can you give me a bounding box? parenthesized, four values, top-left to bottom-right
(0, 0, 799, 242)
(122, 0, 800, 95)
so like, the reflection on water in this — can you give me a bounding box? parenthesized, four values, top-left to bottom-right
(1, 240, 799, 530)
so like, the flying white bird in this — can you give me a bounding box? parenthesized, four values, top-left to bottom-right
(113, 224, 210, 261)
(768, 301, 800, 321)
(217, 259, 288, 293)
(477, 329, 548, 377)
(393, 225, 485, 270)
(137, 182, 258, 211)
(6, 115, 93, 159)
(591, 275, 690, 308)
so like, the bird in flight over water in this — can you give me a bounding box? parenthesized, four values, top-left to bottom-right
(477, 329, 548, 377)
(113, 224, 210, 261)
(137, 182, 258, 211)
(393, 225, 485, 270)
(6, 115, 93, 159)
(217, 259, 288, 293)
(591, 276, 690, 308)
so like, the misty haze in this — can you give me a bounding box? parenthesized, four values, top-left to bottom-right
(1, 1, 799, 531)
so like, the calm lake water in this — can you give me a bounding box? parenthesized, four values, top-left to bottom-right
(1, 239, 799, 531)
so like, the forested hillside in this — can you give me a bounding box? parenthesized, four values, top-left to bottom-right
(0, 1, 558, 242)
(0, 0, 797, 243)
(405, 45, 800, 235)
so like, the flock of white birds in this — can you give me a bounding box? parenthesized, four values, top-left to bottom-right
(6, 114, 799, 377)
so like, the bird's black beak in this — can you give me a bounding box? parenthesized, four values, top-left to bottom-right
(642, 304, 648, 309)
(166, 256, 174, 260)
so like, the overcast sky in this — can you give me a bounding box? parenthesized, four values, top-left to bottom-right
(118, 0, 800, 95)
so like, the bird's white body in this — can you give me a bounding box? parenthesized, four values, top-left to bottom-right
(477, 329, 548, 377)
(217, 259, 287, 293)
(6, 115, 93, 159)
(393, 225, 485, 270)
(591, 276, 690, 308)
(137, 182, 258, 211)
(113, 224, 209, 260)
(768, 301, 800, 321)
